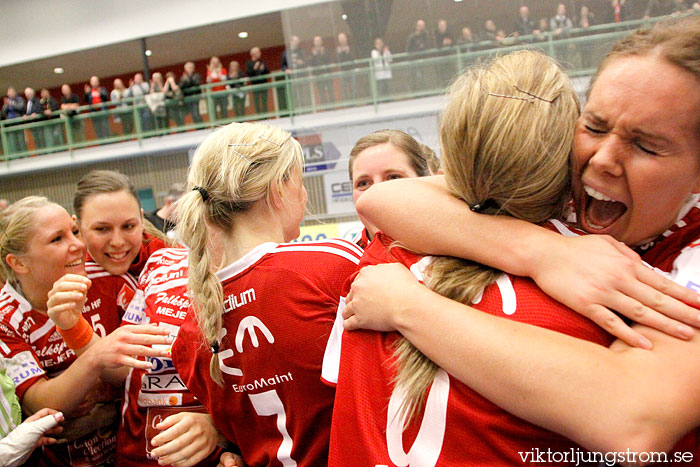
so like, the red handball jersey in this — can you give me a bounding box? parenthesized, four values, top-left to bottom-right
(0, 265, 136, 467)
(117, 247, 220, 466)
(326, 230, 613, 467)
(172, 239, 363, 467)
(129, 232, 171, 277)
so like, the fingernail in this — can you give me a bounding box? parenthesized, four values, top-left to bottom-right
(639, 336, 653, 350)
(678, 324, 694, 339)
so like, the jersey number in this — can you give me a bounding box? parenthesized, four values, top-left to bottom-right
(385, 369, 449, 467)
(90, 315, 106, 338)
(249, 390, 298, 467)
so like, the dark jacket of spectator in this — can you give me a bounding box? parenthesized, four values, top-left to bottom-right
(2, 96, 25, 120)
(84, 87, 109, 111)
(25, 97, 44, 119)
(514, 16, 537, 36)
(179, 71, 203, 96)
(406, 30, 431, 54)
(245, 58, 269, 85)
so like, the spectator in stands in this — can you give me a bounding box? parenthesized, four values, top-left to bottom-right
(406, 19, 431, 91)
(457, 26, 475, 52)
(550, 3, 574, 38)
(206, 56, 228, 120)
(577, 5, 596, 28)
(163, 71, 184, 127)
(671, 0, 691, 13)
(336, 32, 354, 101)
(371, 37, 392, 99)
(110, 78, 132, 135)
(281, 35, 309, 109)
(310, 35, 334, 105)
(24, 87, 46, 149)
(228, 61, 246, 118)
(644, 0, 672, 17)
(406, 19, 431, 54)
(435, 19, 453, 49)
(0, 199, 7, 211)
(144, 182, 184, 236)
(60, 84, 82, 142)
(40, 88, 63, 147)
(83, 76, 110, 139)
(147, 72, 169, 130)
(610, 0, 629, 23)
(2, 87, 26, 154)
(514, 5, 539, 38)
(482, 19, 502, 42)
(179, 61, 203, 124)
(245, 47, 270, 114)
(126, 72, 152, 132)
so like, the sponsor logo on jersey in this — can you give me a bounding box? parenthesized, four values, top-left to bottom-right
(155, 307, 187, 320)
(223, 288, 256, 313)
(82, 298, 102, 314)
(146, 356, 175, 374)
(154, 292, 190, 309)
(6, 351, 44, 386)
(231, 371, 294, 393)
(137, 392, 183, 407)
(141, 373, 187, 391)
(20, 316, 36, 334)
(117, 284, 136, 310)
(150, 269, 185, 286)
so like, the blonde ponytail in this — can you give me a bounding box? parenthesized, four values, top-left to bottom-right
(176, 122, 303, 384)
(392, 50, 580, 424)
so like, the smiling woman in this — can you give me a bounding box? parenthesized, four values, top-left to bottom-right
(0, 196, 170, 466)
(73, 170, 175, 276)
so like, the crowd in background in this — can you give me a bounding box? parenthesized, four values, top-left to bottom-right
(1, 0, 699, 154)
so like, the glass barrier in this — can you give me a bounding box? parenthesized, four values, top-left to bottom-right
(0, 13, 691, 163)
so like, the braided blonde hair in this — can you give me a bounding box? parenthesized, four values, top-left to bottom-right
(393, 50, 580, 423)
(176, 122, 304, 385)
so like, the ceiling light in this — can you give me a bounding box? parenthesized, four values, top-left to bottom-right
(341, 14, 348, 20)
(454, 0, 463, 2)
(53, 67, 64, 74)
(145, 49, 152, 56)
(238, 31, 249, 38)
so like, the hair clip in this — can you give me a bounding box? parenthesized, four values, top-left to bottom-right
(469, 198, 498, 213)
(514, 85, 556, 103)
(487, 85, 555, 104)
(228, 136, 291, 163)
(193, 186, 210, 202)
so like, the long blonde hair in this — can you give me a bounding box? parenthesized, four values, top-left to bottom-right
(393, 50, 580, 423)
(177, 122, 304, 385)
(0, 196, 55, 290)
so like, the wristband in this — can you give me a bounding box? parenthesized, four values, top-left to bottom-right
(55, 316, 93, 349)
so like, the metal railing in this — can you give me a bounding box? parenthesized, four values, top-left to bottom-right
(0, 13, 689, 164)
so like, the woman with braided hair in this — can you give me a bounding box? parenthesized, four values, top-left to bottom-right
(171, 122, 361, 467)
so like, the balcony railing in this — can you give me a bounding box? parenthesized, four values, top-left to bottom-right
(1, 13, 689, 164)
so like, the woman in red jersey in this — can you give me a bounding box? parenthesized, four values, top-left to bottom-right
(0, 196, 169, 466)
(344, 16, 700, 460)
(171, 122, 362, 467)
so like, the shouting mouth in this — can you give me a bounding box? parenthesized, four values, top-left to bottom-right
(581, 185, 628, 232)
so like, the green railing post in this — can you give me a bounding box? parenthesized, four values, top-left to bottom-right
(133, 102, 143, 147)
(206, 90, 216, 128)
(0, 123, 9, 165)
(369, 60, 378, 113)
(285, 74, 294, 124)
(64, 115, 74, 158)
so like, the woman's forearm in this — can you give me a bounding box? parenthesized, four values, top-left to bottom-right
(21, 350, 102, 415)
(355, 176, 554, 277)
(393, 286, 700, 454)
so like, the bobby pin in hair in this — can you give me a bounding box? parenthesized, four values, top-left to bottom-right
(193, 186, 210, 202)
(487, 85, 555, 104)
(228, 135, 291, 162)
(469, 198, 498, 213)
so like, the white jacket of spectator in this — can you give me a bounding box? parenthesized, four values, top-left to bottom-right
(371, 48, 392, 80)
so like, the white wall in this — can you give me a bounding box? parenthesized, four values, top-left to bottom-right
(0, 0, 328, 67)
